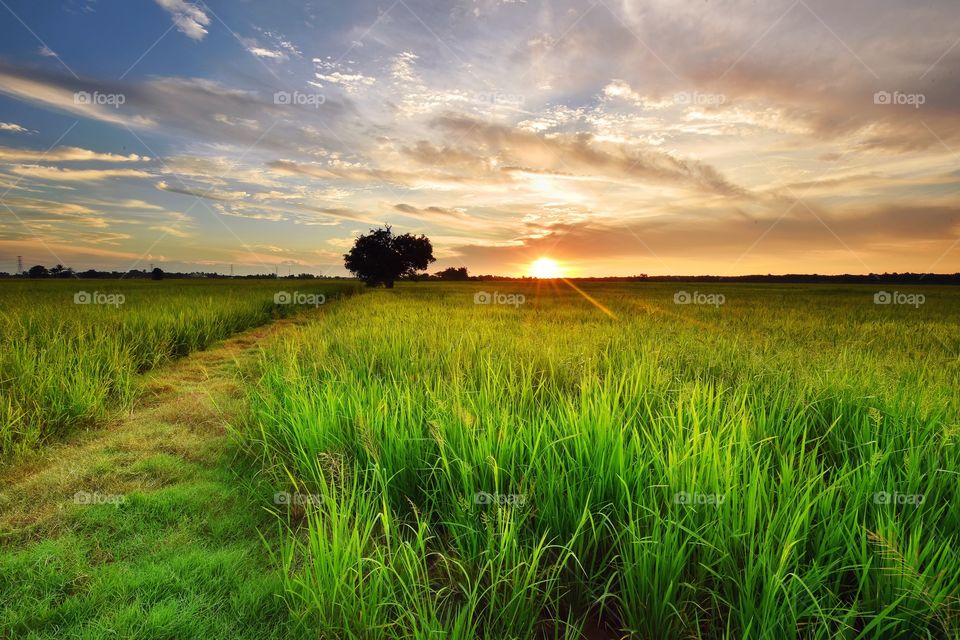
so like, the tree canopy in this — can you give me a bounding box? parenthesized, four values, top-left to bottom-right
(343, 225, 435, 288)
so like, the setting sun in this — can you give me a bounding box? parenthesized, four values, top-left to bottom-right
(529, 257, 563, 278)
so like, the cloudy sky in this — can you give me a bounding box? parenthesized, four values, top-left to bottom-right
(0, 0, 958, 276)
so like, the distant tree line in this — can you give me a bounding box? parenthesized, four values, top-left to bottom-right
(413, 271, 960, 285)
(577, 273, 960, 285)
(4, 263, 958, 285)
(0, 264, 352, 280)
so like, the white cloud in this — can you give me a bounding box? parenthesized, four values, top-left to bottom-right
(10, 166, 152, 182)
(249, 46, 286, 60)
(213, 113, 259, 129)
(314, 71, 376, 89)
(155, 0, 210, 41)
(38, 46, 57, 57)
(240, 37, 288, 61)
(155, 179, 249, 201)
(81, 198, 166, 211)
(312, 58, 376, 93)
(0, 122, 31, 134)
(2, 196, 96, 216)
(602, 80, 671, 110)
(390, 52, 419, 83)
(149, 224, 191, 238)
(0, 146, 150, 162)
(243, 30, 301, 60)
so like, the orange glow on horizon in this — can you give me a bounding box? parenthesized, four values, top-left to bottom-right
(529, 257, 563, 278)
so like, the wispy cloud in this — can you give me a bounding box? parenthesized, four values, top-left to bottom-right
(155, 0, 210, 41)
(0, 122, 32, 134)
(11, 166, 153, 182)
(0, 0, 958, 274)
(0, 146, 149, 162)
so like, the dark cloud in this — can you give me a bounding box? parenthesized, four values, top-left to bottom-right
(393, 203, 467, 217)
(528, 0, 960, 151)
(0, 61, 355, 156)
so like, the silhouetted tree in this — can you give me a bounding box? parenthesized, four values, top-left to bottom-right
(49, 264, 74, 278)
(151, 267, 164, 280)
(435, 266, 469, 280)
(343, 225, 435, 288)
(27, 265, 49, 278)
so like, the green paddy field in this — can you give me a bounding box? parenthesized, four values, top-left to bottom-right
(2, 280, 958, 639)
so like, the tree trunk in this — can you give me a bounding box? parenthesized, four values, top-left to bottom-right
(384, 280, 394, 288)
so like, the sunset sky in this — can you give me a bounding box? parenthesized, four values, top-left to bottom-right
(0, 0, 958, 276)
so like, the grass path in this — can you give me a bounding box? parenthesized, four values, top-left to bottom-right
(0, 315, 311, 640)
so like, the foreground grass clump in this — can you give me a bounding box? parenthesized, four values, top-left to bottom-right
(0, 279, 358, 457)
(244, 282, 960, 639)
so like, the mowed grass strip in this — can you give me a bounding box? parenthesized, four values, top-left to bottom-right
(0, 319, 314, 640)
(243, 282, 960, 639)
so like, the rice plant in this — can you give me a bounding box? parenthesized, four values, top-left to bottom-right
(243, 282, 960, 639)
(0, 279, 359, 458)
